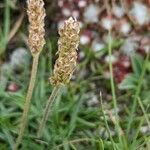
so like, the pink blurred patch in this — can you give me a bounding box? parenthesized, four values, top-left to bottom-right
(7, 82, 20, 92)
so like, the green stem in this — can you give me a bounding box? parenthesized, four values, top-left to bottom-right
(108, 31, 118, 119)
(37, 86, 60, 138)
(99, 92, 117, 150)
(4, 0, 10, 43)
(14, 54, 39, 150)
(0, 0, 10, 55)
(133, 105, 149, 144)
(127, 52, 150, 136)
(54, 138, 104, 150)
(137, 97, 150, 128)
(108, 30, 122, 143)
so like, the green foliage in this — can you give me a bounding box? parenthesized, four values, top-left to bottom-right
(119, 54, 147, 90)
(1, 39, 149, 149)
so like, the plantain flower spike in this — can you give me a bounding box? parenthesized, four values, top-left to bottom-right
(50, 17, 80, 86)
(27, 0, 46, 56)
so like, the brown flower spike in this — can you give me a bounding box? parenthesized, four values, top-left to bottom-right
(50, 17, 80, 86)
(27, 0, 46, 55)
(14, 1, 46, 149)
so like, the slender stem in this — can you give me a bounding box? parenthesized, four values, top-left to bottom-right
(14, 54, 39, 150)
(4, 0, 10, 43)
(37, 86, 60, 138)
(137, 97, 150, 128)
(108, 31, 118, 117)
(54, 138, 104, 150)
(0, 0, 10, 55)
(99, 92, 117, 150)
(127, 52, 150, 136)
(133, 105, 149, 144)
(108, 30, 122, 141)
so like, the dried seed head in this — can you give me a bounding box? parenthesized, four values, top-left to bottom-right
(50, 17, 80, 86)
(27, 0, 46, 56)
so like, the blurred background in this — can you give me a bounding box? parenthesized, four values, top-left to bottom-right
(0, 0, 150, 149)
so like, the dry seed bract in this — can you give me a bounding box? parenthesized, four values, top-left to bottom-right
(50, 17, 80, 86)
(27, 0, 46, 55)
